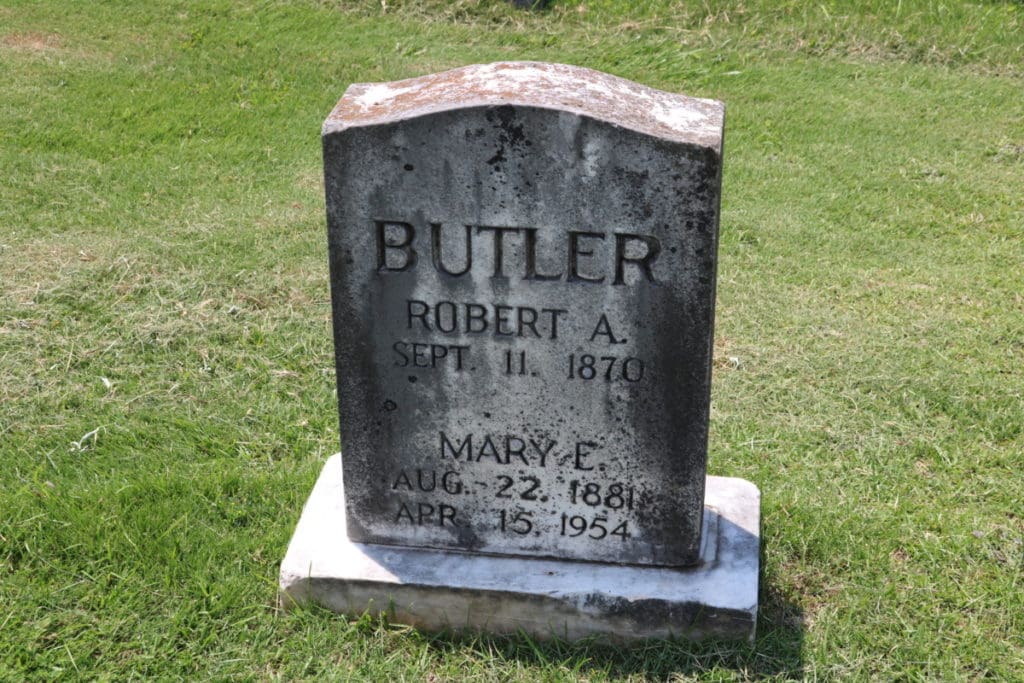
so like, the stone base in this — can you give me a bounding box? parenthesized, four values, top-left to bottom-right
(279, 454, 760, 642)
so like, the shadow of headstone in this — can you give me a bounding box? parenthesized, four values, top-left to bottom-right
(418, 581, 805, 680)
(507, 0, 550, 9)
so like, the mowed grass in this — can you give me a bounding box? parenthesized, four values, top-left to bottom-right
(1, 0, 1022, 679)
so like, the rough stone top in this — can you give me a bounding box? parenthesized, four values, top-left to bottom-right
(324, 61, 724, 150)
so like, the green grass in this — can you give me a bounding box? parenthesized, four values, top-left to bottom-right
(2, 0, 1023, 679)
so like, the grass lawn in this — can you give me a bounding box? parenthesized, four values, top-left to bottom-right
(2, 0, 1022, 679)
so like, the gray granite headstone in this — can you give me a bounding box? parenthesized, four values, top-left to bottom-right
(281, 62, 760, 641)
(323, 62, 722, 568)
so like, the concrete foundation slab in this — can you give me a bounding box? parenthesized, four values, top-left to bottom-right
(279, 454, 760, 642)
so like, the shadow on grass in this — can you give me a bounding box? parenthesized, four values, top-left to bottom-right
(418, 582, 803, 679)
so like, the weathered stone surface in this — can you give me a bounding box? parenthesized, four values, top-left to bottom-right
(323, 62, 725, 568)
(280, 454, 760, 642)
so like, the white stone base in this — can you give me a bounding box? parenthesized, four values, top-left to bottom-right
(279, 454, 760, 642)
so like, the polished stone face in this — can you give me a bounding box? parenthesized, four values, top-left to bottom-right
(323, 62, 724, 568)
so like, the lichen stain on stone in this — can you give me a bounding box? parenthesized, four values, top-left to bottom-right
(484, 105, 530, 167)
(578, 593, 752, 638)
(325, 62, 723, 150)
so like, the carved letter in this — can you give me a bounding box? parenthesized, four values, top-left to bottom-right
(438, 504, 458, 527)
(589, 314, 625, 344)
(523, 228, 562, 281)
(568, 231, 606, 283)
(441, 471, 463, 495)
(516, 306, 540, 338)
(465, 303, 488, 334)
(417, 503, 435, 525)
(440, 432, 472, 460)
(430, 223, 472, 277)
(574, 441, 596, 470)
(476, 435, 502, 463)
(530, 439, 556, 467)
(407, 299, 430, 331)
(614, 233, 660, 285)
(476, 226, 521, 278)
(395, 503, 416, 524)
(416, 468, 437, 492)
(505, 436, 530, 466)
(376, 220, 417, 271)
(540, 308, 568, 340)
(392, 470, 413, 490)
(434, 300, 457, 333)
(392, 341, 410, 367)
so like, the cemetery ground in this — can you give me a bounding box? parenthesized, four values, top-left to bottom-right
(1, 0, 1022, 679)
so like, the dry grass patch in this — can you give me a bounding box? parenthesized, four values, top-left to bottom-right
(1, 31, 62, 52)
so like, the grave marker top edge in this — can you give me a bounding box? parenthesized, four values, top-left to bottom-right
(323, 61, 723, 151)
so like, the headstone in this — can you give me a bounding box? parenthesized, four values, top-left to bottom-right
(280, 62, 760, 642)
